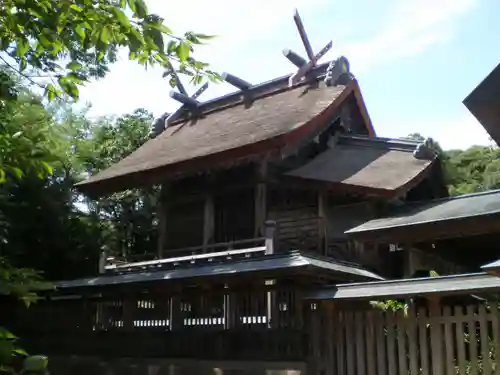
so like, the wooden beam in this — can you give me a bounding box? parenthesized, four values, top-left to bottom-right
(166, 82, 209, 126)
(202, 194, 214, 252)
(254, 161, 268, 237)
(165, 61, 187, 95)
(169, 90, 200, 107)
(293, 9, 315, 62)
(282, 48, 307, 68)
(157, 184, 169, 258)
(222, 72, 252, 91)
(289, 41, 332, 86)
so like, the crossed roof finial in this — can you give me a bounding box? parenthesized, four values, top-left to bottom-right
(283, 9, 333, 86)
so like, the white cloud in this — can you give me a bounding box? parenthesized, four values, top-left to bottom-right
(340, 0, 478, 72)
(78, 0, 331, 118)
(77, 0, 483, 150)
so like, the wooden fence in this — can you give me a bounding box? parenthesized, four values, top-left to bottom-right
(317, 303, 500, 375)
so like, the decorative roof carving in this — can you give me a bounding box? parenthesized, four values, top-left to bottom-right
(324, 56, 354, 87)
(413, 137, 438, 160)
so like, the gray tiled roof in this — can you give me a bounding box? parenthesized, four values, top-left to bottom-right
(346, 189, 500, 235)
(306, 272, 500, 300)
(55, 251, 383, 289)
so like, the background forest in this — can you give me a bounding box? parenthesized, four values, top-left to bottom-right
(1, 72, 499, 284)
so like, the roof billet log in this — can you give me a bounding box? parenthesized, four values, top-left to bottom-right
(222, 72, 253, 91)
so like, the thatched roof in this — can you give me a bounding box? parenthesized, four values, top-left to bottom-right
(77, 64, 374, 194)
(286, 135, 435, 195)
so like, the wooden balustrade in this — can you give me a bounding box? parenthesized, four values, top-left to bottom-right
(6, 285, 308, 361)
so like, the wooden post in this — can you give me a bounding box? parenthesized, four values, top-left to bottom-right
(264, 220, 278, 254)
(255, 161, 268, 237)
(403, 243, 416, 277)
(428, 296, 443, 375)
(308, 301, 323, 375)
(202, 194, 214, 253)
(264, 220, 278, 328)
(323, 300, 336, 375)
(318, 190, 328, 255)
(122, 292, 135, 331)
(170, 295, 183, 331)
(157, 184, 169, 258)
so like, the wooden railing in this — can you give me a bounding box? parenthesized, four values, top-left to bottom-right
(5, 285, 308, 362)
(102, 218, 328, 274)
(312, 302, 500, 375)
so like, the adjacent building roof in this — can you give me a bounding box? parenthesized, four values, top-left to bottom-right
(481, 258, 500, 276)
(76, 63, 374, 194)
(306, 272, 500, 300)
(286, 135, 435, 196)
(463, 62, 500, 145)
(55, 251, 383, 289)
(345, 189, 500, 241)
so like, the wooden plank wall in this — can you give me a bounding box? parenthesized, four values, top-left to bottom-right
(320, 303, 500, 375)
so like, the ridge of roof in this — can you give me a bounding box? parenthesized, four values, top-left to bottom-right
(345, 188, 500, 236)
(338, 135, 421, 152)
(394, 187, 500, 207)
(54, 250, 383, 289)
(169, 61, 333, 125)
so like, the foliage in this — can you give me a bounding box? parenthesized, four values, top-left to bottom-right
(0, 0, 220, 100)
(404, 132, 500, 196)
(0, 70, 55, 184)
(0, 327, 29, 373)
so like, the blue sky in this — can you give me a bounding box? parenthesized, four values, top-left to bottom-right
(79, 0, 500, 150)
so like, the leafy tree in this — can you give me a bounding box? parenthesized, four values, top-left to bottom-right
(404, 133, 500, 195)
(0, 0, 220, 100)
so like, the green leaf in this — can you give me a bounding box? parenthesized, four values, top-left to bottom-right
(41, 161, 54, 175)
(9, 167, 24, 180)
(100, 26, 112, 44)
(19, 57, 27, 72)
(0, 328, 16, 340)
(16, 38, 29, 56)
(70, 4, 83, 12)
(147, 29, 164, 52)
(194, 33, 216, 40)
(13, 348, 28, 357)
(44, 84, 58, 102)
(111, 8, 131, 28)
(145, 22, 172, 35)
(127, 0, 137, 13)
(66, 61, 82, 71)
(177, 41, 190, 62)
(135, 0, 148, 18)
(75, 24, 86, 40)
(167, 40, 176, 54)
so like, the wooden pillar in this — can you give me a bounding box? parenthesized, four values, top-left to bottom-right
(264, 220, 277, 254)
(203, 194, 214, 252)
(308, 301, 323, 375)
(318, 190, 328, 255)
(170, 295, 183, 331)
(428, 296, 443, 375)
(254, 161, 268, 237)
(122, 292, 136, 331)
(323, 300, 336, 375)
(403, 243, 415, 278)
(264, 220, 278, 328)
(157, 183, 169, 258)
